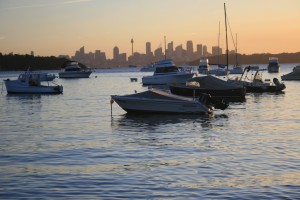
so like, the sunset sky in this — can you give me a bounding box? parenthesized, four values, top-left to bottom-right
(0, 0, 299, 58)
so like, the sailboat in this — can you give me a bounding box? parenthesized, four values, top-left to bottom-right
(209, 21, 229, 76)
(229, 34, 243, 74)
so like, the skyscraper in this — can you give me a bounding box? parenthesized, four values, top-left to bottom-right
(146, 42, 151, 55)
(113, 46, 119, 61)
(167, 41, 174, 58)
(197, 44, 203, 58)
(186, 41, 193, 61)
(203, 45, 208, 56)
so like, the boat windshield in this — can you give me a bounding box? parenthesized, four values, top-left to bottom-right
(65, 66, 81, 71)
(155, 66, 179, 73)
(253, 72, 263, 82)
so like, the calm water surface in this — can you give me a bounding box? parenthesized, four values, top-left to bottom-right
(0, 64, 300, 199)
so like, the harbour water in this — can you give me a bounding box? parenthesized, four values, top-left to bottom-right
(0, 64, 300, 199)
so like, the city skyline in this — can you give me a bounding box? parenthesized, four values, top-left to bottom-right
(69, 40, 220, 67)
(0, 0, 300, 58)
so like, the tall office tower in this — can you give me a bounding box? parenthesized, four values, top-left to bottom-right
(95, 50, 106, 65)
(167, 41, 174, 58)
(203, 45, 208, 56)
(186, 40, 193, 60)
(197, 44, 203, 58)
(175, 45, 183, 58)
(146, 42, 151, 55)
(79, 46, 85, 59)
(113, 46, 119, 61)
(154, 47, 163, 60)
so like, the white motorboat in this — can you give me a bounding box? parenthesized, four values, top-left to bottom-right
(267, 57, 280, 73)
(228, 66, 285, 93)
(281, 65, 300, 80)
(142, 59, 194, 85)
(111, 88, 212, 114)
(4, 70, 63, 94)
(59, 61, 93, 78)
(198, 59, 210, 74)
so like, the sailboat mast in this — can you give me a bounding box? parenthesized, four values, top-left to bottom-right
(164, 36, 167, 60)
(224, 3, 229, 71)
(218, 21, 220, 65)
(236, 33, 238, 66)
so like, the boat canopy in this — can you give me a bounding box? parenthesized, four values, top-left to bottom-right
(186, 75, 242, 90)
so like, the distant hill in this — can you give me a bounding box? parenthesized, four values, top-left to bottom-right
(189, 52, 300, 66)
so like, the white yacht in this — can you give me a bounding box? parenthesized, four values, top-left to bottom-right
(142, 59, 194, 85)
(267, 57, 280, 73)
(59, 61, 93, 78)
(198, 59, 210, 74)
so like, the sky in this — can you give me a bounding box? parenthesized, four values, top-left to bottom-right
(0, 0, 299, 59)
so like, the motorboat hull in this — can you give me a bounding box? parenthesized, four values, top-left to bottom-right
(59, 71, 92, 78)
(169, 84, 246, 102)
(281, 67, 300, 80)
(4, 80, 63, 94)
(281, 73, 300, 80)
(111, 89, 210, 114)
(142, 73, 194, 85)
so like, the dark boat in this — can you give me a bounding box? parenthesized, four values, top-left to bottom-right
(228, 66, 286, 93)
(169, 75, 246, 102)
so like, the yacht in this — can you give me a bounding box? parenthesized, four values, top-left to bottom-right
(142, 59, 194, 85)
(59, 61, 93, 78)
(267, 57, 280, 73)
(198, 59, 210, 74)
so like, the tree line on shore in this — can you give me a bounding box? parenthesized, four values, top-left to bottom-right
(0, 52, 300, 71)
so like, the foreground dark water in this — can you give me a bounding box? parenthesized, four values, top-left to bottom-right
(0, 64, 300, 199)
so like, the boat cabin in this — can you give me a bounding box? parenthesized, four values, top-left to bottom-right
(154, 66, 180, 75)
(19, 73, 41, 86)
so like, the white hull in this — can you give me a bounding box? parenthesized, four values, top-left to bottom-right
(4, 80, 63, 94)
(59, 71, 92, 78)
(142, 73, 194, 85)
(112, 89, 210, 114)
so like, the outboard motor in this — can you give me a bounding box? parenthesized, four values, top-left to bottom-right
(273, 78, 286, 91)
(198, 94, 229, 110)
